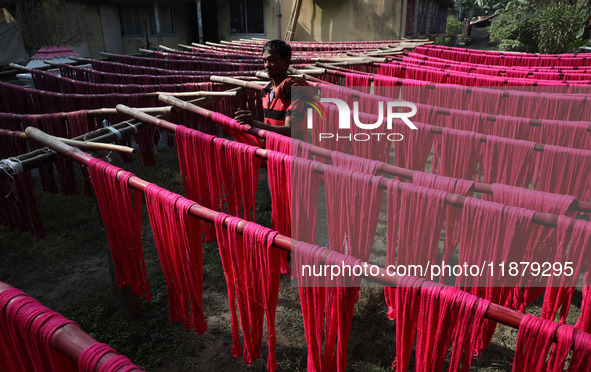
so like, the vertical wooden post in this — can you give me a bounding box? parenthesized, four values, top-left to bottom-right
(144, 5, 151, 49)
(196, 0, 204, 44)
(154, 2, 162, 46)
(284, 0, 303, 41)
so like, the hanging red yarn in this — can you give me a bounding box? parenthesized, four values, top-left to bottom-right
(88, 159, 150, 301)
(292, 241, 327, 371)
(213, 213, 281, 371)
(385, 181, 447, 318)
(537, 145, 591, 200)
(457, 198, 535, 354)
(567, 329, 591, 371)
(40, 115, 78, 195)
(512, 314, 559, 372)
(211, 112, 262, 147)
(331, 151, 381, 174)
(493, 184, 576, 310)
(265, 131, 311, 159)
(392, 275, 424, 371)
(412, 171, 474, 264)
(267, 150, 291, 274)
(0, 130, 46, 240)
(434, 128, 482, 179)
(481, 136, 538, 188)
(214, 138, 261, 222)
(547, 324, 575, 371)
(144, 183, 207, 333)
(323, 165, 383, 371)
(542, 216, 591, 332)
(175, 126, 221, 242)
(291, 158, 322, 244)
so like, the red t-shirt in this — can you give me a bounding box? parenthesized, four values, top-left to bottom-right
(261, 77, 309, 127)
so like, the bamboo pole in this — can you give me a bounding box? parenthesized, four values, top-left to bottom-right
(68, 56, 95, 63)
(1, 130, 135, 154)
(1, 120, 147, 175)
(0, 282, 120, 371)
(346, 51, 400, 59)
(158, 45, 178, 52)
(204, 41, 230, 49)
(1, 88, 240, 177)
(210, 75, 269, 90)
(156, 94, 591, 215)
(88, 106, 175, 116)
(316, 62, 371, 75)
(210, 74, 324, 88)
(138, 48, 155, 55)
(0, 69, 18, 76)
(190, 42, 216, 51)
(178, 43, 194, 51)
(286, 66, 334, 85)
(99, 51, 124, 59)
(152, 91, 239, 98)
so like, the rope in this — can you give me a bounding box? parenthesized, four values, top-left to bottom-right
(1, 157, 24, 178)
(122, 121, 139, 134)
(0, 157, 24, 198)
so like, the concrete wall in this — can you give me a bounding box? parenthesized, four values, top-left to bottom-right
(121, 2, 191, 54)
(216, 0, 279, 41)
(290, 0, 405, 41)
(213, 0, 407, 42)
(83, 2, 194, 57)
(84, 4, 106, 58)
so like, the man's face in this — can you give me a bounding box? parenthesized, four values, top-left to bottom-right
(262, 49, 289, 80)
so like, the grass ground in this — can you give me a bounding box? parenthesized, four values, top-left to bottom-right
(0, 139, 583, 371)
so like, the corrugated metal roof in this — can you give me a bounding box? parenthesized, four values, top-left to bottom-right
(31, 46, 79, 60)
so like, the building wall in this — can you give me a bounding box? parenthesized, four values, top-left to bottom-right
(213, 0, 405, 42)
(286, 0, 405, 41)
(121, 2, 191, 54)
(84, 4, 106, 58)
(216, 0, 279, 41)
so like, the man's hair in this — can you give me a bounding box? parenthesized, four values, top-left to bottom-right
(262, 39, 292, 60)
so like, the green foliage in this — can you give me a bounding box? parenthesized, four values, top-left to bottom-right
(488, 10, 521, 41)
(447, 15, 466, 37)
(455, 0, 511, 20)
(537, 2, 589, 54)
(497, 38, 526, 51)
(489, 2, 540, 52)
(489, 0, 589, 53)
(442, 16, 465, 46)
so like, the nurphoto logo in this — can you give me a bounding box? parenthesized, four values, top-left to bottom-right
(304, 95, 418, 142)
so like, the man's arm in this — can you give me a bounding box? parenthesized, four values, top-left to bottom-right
(250, 117, 293, 136)
(235, 109, 293, 137)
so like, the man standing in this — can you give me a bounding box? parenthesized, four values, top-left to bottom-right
(235, 40, 309, 137)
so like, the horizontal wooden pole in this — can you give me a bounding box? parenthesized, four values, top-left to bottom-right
(3, 129, 135, 154)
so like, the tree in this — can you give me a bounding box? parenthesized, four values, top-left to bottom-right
(489, 0, 590, 53)
(16, 0, 86, 53)
(537, 2, 589, 53)
(455, 0, 510, 20)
